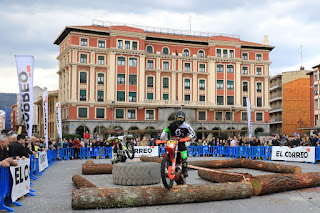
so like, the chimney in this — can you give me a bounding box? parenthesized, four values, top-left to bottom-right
(263, 35, 269, 45)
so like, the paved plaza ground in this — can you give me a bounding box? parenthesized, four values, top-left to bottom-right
(2, 157, 320, 213)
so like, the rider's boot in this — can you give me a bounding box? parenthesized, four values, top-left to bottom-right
(182, 159, 188, 178)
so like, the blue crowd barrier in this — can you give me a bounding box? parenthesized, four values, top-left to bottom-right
(315, 147, 320, 164)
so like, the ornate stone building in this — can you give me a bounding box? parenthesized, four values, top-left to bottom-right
(54, 22, 274, 138)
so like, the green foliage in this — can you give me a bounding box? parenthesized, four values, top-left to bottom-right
(62, 134, 81, 140)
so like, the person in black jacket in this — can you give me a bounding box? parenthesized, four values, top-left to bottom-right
(9, 134, 30, 158)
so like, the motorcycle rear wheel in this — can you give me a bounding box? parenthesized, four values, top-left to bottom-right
(161, 155, 174, 189)
(125, 141, 135, 159)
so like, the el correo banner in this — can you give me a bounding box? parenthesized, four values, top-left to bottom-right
(43, 90, 48, 149)
(246, 97, 252, 138)
(10, 158, 31, 202)
(271, 146, 316, 163)
(56, 102, 62, 141)
(15, 56, 34, 137)
(38, 151, 49, 172)
(133, 146, 159, 158)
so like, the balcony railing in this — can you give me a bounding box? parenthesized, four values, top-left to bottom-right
(269, 83, 282, 91)
(144, 99, 211, 106)
(269, 108, 283, 114)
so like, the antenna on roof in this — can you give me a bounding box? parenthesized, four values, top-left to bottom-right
(189, 16, 192, 35)
(300, 42, 304, 70)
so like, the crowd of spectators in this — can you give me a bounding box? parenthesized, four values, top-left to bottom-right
(2, 130, 320, 167)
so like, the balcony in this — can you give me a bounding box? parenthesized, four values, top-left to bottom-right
(144, 99, 210, 106)
(269, 83, 282, 91)
(270, 96, 282, 103)
(269, 108, 283, 114)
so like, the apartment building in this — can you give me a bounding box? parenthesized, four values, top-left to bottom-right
(270, 69, 311, 135)
(54, 22, 274, 138)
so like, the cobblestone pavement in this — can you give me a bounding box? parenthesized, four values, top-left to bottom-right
(2, 157, 320, 213)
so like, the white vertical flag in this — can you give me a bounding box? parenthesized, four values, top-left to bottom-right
(43, 90, 48, 149)
(56, 102, 62, 142)
(15, 56, 34, 137)
(246, 97, 252, 138)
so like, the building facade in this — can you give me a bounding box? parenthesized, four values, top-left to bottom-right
(309, 64, 320, 128)
(269, 70, 311, 136)
(0, 110, 5, 132)
(10, 104, 17, 131)
(54, 23, 274, 138)
(35, 91, 59, 139)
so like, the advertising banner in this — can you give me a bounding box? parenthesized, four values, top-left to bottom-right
(15, 56, 34, 137)
(271, 146, 316, 163)
(134, 146, 159, 158)
(43, 90, 48, 149)
(246, 97, 252, 138)
(10, 158, 31, 202)
(38, 151, 49, 172)
(56, 102, 62, 141)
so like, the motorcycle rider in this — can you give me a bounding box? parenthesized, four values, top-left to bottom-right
(160, 111, 195, 177)
(110, 127, 122, 164)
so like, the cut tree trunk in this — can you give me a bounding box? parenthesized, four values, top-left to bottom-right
(251, 172, 320, 195)
(140, 155, 162, 163)
(84, 160, 95, 165)
(198, 169, 252, 183)
(190, 159, 242, 168)
(72, 174, 96, 188)
(82, 163, 113, 175)
(72, 182, 253, 209)
(241, 159, 301, 174)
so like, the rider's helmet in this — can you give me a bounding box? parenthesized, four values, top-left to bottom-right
(114, 127, 122, 136)
(176, 111, 186, 126)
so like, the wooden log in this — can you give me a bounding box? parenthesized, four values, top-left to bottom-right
(82, 164, 113, 175)
(140, 155, 162, 163)
(72, 174, 96, 188)
(241, 159, 301, 174)
(198, 169, 252, 183)
(190, 159, 243, 168)
(251, 172, 320, 195)
(84, 160, 95, 165)
(72, 182, 253, 209)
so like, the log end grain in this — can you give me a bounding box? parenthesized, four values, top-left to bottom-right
(250, 177, 262, 195)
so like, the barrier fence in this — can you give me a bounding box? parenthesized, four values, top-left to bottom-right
(1, 146, 320, 211)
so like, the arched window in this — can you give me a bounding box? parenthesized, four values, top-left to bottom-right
(146, 46, 153, 53)
(162, 47, 169, 55)
(183, 49, 190, 56)
(198, 50, 204, 58)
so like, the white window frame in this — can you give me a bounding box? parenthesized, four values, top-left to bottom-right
(97, 40, 105, 48)
(199, 63, 206, 72)
(256, 53, 262, 61)
(256, 112, 264, 121)
(198, 111, 207, 121)
(145, 109, 155, 120)
(146, 75, 154, 88)
(162, 61, 170, 70)
(95, 107, 106, 119)
(242, 52, 248, 60)
(184, 62, 191, 71)
(80, 38, 88, 46)
(127, 109, 137, 120)
(80, 53, 88, 63)
(183, 48, 190, 57)
(198, 50, 205, 58)
(162, 46, 170, 55)
(215, 111, 223, 121)
(217, 64, 224, 72)
(146, 45, 154, 53)
(147, 59, 154, 69)
(117, 56, 125, 66)
(242, 81, 249, 92)
(216, 49, 222, 57)
(256, 66, 263, 75)
(162, 77, 170, 89)
(97, 55, 105, 65)
(77, 106, 89, 119)
(257, 82, 263, 93)
(257, 97, 263, 107)
(117, 39, 123, 49)
(115, 108, 125, 120)
(129, 57, 137, 67)
(242, 112, 247, 121)
(242, 66, 249, 74)
(229, 49, 235, 58)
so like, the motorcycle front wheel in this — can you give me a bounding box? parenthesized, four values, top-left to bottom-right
(161, 154, 174, 189)
(125, 141, 135, 159)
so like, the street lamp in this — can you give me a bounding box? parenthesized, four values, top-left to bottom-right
(111, 101, 115, 129)
(230, 105, 234, 136)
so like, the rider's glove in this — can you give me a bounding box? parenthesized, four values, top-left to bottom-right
(179, 137, 190, 142)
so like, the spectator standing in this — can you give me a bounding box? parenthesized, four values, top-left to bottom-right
(9, 134, 30, 158)
(72, 138, 81, 159)
(84, 131, 90, 143)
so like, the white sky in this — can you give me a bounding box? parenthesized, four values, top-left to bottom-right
(1, 0, 320, 93)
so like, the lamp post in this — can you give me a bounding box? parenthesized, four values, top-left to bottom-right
(111, 101, 115, 129)
(230, 105, 234, 136)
